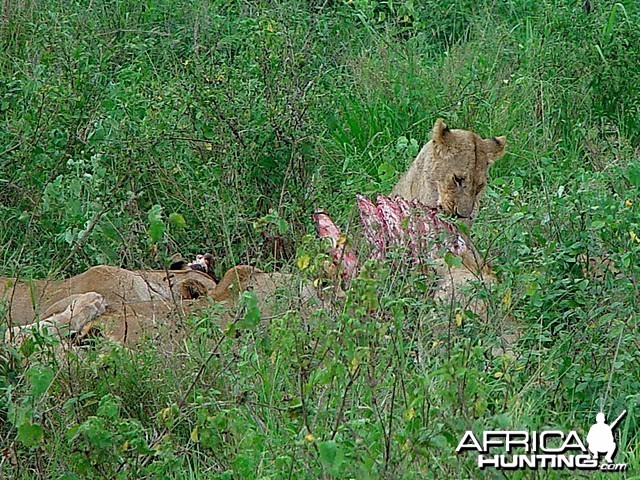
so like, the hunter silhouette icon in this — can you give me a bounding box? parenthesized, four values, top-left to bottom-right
(586, 410, 626, 463)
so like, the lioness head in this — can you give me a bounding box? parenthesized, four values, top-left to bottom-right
(430, 119, 506, 223)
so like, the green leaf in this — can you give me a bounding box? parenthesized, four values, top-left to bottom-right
(66, 424, 80, 442)
(20, 336, 36, 357)
(318, 440, 343, 471)
(444, 252, 463, 268)
(18, 421, 43, 447)
(457, 220, 470, 235)
(147, 205, 165, 244)
(395, 135, 408, 152)
(239, 291, 261, 330)
(525, 281, 539, 296)
(512, 176, 523, 189)
(591, 220, 606, 230)
(169, 212, 186, 229)
(297, 254, 311, 270)
(377, 162, 396, 181)
(27, 366, 54, 398)
(627, 163, 640, 188)
(233, 453, 255, 477)
(276, 218, 288, 235)
(89, 125, 105, 142)
(409, 138, 419, 156)
(79, 417, 111, 448)
(97, 394, 120, 419)
(318, 440, 337, 467)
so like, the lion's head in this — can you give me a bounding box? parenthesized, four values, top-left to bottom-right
(430, 119, 506, 222)
(392, 119, 506, 225)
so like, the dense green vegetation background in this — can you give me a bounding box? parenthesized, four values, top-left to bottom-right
(1, 0, 639, 478)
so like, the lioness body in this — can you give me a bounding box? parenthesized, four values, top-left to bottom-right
(2, 265, 340, 346)
(391, 120, 509, 326)
(0, 266, 218, 326)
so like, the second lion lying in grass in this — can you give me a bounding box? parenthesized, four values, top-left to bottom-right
(2, 262, 342, 347)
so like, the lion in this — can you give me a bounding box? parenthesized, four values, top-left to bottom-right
(1, 266, 219, 346)
(2, 264, 342, 347)
(392, 119, 506, 225)
(0, 265, 218, 326)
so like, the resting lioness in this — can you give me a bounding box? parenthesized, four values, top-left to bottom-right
(2, 265, 341, 346)
(0, 266, 218, 326)
(392, 119, 506, 225)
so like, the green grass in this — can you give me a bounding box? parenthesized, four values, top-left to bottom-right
(1, 0, 639, 478)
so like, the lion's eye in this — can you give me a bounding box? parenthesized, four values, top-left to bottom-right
(477, 183, 485, 191)
(453, 175, 464, 186)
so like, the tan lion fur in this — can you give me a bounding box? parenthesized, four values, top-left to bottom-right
(0, 266, 218, 326)
(6, 292, 107, 344)
(392, 119, 506, 225)
(2, 265, 342, 346)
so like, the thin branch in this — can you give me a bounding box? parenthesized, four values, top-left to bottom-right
(0, 141, 22, 158)
(177, 312, 242, 409)
(330, 364, 360, 440)
(96, 29, 171, 37)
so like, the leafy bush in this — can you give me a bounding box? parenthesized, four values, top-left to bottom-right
(1, 0, 639, 478)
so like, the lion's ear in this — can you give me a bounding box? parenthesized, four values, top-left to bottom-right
(483, 135, 507, 163)
(432, 119, 449, 145)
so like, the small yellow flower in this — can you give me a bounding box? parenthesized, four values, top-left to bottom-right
(305, 433, 315, 443)
(625, 200, 633, 207)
